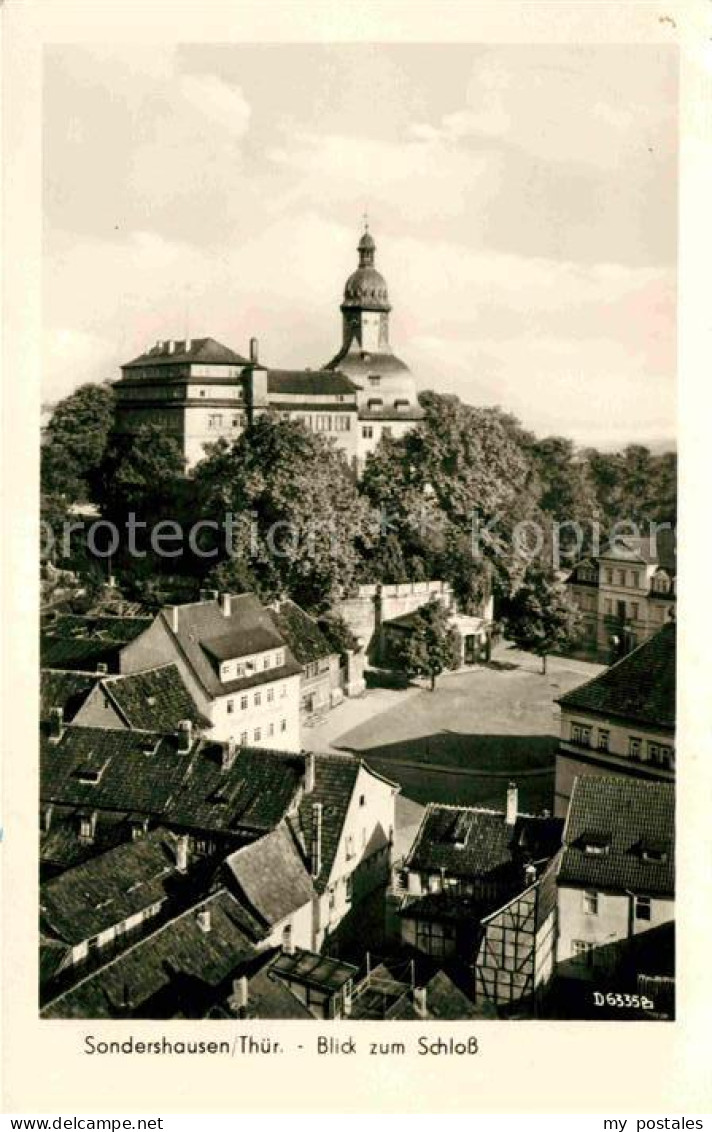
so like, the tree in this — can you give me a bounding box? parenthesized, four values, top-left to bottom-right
(499, 566, 583, 674)
(390, 599, 461, 690)
(41, 383, 115, 503)
(194, 415, 377, 612)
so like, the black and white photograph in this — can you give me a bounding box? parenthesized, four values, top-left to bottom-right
(34, 36, 681, 1028)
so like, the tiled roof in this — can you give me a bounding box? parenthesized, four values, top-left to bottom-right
(42, 889, 258, 1019)
(41, 807, 131, 872)
(41, 727, 308, 841)
(165, 745, 305, 837)
(41, 616, 152, 673)
(267, 370, 360, 396)
(297, 753, 360, 892)
(40, 828, 180, 944)
(123, 338, 251, 369)
(41, 727, 195, 817)
(406, 803, 563, 882)
(557, 623, 675, 730)
(224, 825, 314, 928)
(423, 970, 481, 1020)
(267, 600, 334, 665)
(211, 962, 313, 1019)
(159, 594, 300, 700)
(558, 777, 674, 897)
(40, 670, 100, 722)
(101, 665, 210, 731)
(598, 530, 676, 571)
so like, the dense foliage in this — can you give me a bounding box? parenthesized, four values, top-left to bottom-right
(389, 599, 461, 690)
(40, 384, 677, 621)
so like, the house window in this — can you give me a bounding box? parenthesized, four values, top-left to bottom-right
(280, 718, 286, 731)
(604, 599, 613, 615)
(254, 692, 261, 707)
(267, 688, 274, 703)
(362, 426, 374, 439)
(369, 375, 381, 386)
(240, 731, 248, 745)
(572, 940, 596, 967)
(652, 572, 670, 593)
(598, 729, 610, 752)
(629, 736, 642, 760)
(635, 896, 652, 922)
(583, 890, 599, 915)
(571, 723, 592, 747)
(359, 794, 366, 807)
(345, 835, 355, 860)
(344, 874, 353, 903)
(240, 695, 248, 710)
(415, 920, 456, 959)
(226, 700, 234, 714)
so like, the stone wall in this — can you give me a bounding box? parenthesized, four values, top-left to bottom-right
(334, 581, 454, 662)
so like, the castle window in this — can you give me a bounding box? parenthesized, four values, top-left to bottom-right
(368, 375, 381, 386)
(362, 426, 374, 439)
(367, 398, 383, 410)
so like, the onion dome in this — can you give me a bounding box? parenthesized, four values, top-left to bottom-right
(341, 223, 391, 312)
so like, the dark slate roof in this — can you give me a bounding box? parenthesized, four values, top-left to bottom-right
(558, 777, 675, 897)
(297, 753, 360, 892)
(224, 825, 314, 928)
(238, 965, 314, 1019)
(557, 623, 676, 730)
(123, 337, 251, 369)
(270, 948, 357, 992)
(165, 745, 306, 838)
(40, 829, 180, 944)
(267, 600, 335, 665)
(406, 803, 563, 882)
(423, 970, 481, 1020)
(158, 594, 300, 699)
(41, 616, 152, 673)
(267, 370, 360, 396)
(40, 670, 100, 723)
(42, 889, 258, 1019)
(101, 665, 210, 731)
(324, 347, 412, 376)
(41, 727, 195, 817)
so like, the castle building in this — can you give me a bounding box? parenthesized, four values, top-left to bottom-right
(113, 225, 423, 473)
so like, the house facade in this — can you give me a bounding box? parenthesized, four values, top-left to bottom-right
(119, 592, 302, 750)
(567, 531, 676, 658)
(554, 623, 675, 818)
(555, 777, 675, 989)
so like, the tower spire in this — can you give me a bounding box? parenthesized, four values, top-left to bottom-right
(357, 216, 376, 268)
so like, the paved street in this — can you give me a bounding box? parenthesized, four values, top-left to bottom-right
(307, 645, 604, 815)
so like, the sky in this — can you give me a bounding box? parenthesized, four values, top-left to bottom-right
(43, 43, 677, 448)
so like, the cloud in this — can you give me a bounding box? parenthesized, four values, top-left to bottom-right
(179, 74, 251, 137)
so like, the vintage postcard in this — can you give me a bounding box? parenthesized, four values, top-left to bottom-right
(1, 0, 710, 1117)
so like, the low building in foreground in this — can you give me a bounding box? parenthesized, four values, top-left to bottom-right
(555, 776, 674, 1009)
(554, 622, 675, 818)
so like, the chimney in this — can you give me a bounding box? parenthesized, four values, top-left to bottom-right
(177, 719, 193, 754)
(413, 986, 428, 1019)
(310, 802, 323, 878)
(221, 593, 231, 617)
(506, 782, 518, 827)
(175, 834, 189, 874)
(48, 706, 65, 743)
(304, 752, 316, 794)
(249, 337, 259, 364)
(222, 737, 238, 772)
(196, 908, 211, 934)
(230, 975, 248, 1016)
(96, 661, 108, 676)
